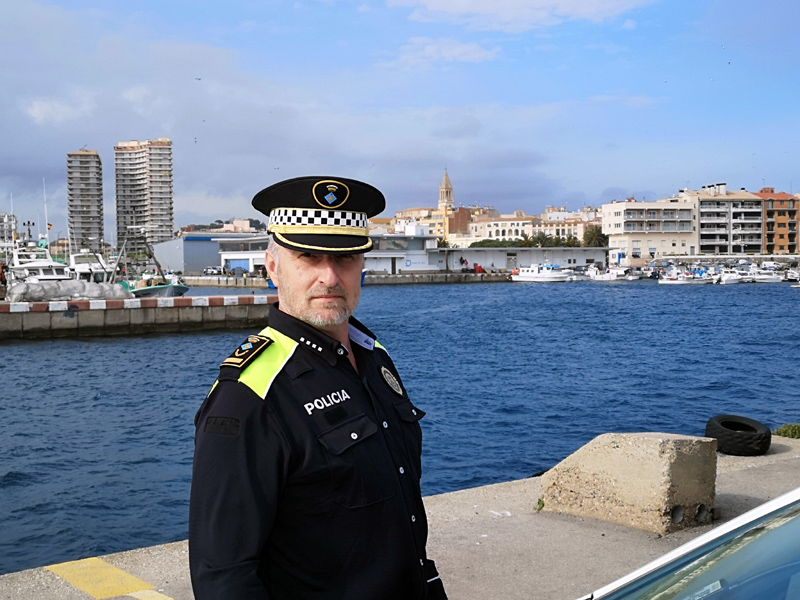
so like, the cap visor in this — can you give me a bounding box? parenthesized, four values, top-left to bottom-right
(273, 232, 372, 254)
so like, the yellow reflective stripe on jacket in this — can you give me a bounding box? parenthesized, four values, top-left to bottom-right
(238, 326, 298, 399)
(374, 340, 390, 357)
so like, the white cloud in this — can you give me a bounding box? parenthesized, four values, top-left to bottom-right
(387, 0, 654, 33)
(390, 37, 501, 67)
(24, 89, 97, 125)
(622, 18, 637, 29)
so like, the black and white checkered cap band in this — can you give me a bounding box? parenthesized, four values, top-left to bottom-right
(268, 208, 369, 232)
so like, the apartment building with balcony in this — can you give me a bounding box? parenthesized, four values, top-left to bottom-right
(751, 187, 797, 254)
(1, 212, 18, 246)
(686, 183, 763, 255)
(67, 149, 104, 252)
(602, 195, 696, 266)
(115, 138, 173, 255)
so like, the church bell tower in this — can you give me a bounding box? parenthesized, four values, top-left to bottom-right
(438, 170, 454, 210)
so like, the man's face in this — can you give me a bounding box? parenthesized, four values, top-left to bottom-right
(265, 245, 364, 331)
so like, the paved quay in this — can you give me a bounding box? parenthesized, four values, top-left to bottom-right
(1, 436, 799, 600)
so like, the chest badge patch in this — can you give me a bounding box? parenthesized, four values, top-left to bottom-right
(381, 366, 404, 396)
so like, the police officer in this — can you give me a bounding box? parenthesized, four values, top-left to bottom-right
(189, 176, 447, 599)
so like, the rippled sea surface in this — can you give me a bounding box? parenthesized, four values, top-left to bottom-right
(1, 281, 799, 574)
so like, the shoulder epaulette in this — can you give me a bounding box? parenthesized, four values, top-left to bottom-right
(221, 334, 273, 370)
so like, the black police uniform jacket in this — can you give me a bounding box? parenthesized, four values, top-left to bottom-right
(189, 304, 445, 599)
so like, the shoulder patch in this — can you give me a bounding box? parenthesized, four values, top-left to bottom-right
(221, 335, 273, 370)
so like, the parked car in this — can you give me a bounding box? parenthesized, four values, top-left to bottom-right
(203, 266, 223, 275)
(230, 267, 247, 277)
(576, 485, 800, 599)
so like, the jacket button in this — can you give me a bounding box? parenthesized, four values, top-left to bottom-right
(411, 515, 416, 522)
(383, 421, 388, 428)
(337, 348, 345, 356)
(351, 432, 358, 440)
(399, 467, 405, 474)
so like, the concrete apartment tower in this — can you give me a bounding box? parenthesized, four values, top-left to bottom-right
(114, 138, 173, 255)
(67, 149, 104, 253)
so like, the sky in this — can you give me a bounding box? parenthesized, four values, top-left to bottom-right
(2, 0, 800, 243)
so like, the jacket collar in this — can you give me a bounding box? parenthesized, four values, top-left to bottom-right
(268, 303, 376, 366)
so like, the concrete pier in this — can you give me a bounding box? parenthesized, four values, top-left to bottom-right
(1, 436, 798, 600)
(0, 295, 277, 340)
(183, 271, 510, 288)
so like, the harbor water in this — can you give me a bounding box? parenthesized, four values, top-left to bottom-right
(1, 281, 799, 575)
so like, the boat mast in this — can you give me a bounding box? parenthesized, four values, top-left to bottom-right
(43, 178, 50, 245)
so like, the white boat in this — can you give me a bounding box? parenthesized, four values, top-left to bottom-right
(715, 269, 743, 285)
(511, 264, 572, 283)
(658, 268, 712, 285)
(68, 250, 117, 283)
(751, 269, 783, 284)
(6, 241, 72, 286)
(784, 269, 800, 282)
(587, 266, 630, 281)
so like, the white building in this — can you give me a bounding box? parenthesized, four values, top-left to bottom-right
(689, 183, 763, 255)
(0, 212, 17, 246)
(115, 138, 174, 254)
(67, 149, 104, 252)
(469, 213, 536, 242)
(602, 195, 696, 266)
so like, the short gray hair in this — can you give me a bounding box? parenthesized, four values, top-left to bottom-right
(267, 234, 280, 269)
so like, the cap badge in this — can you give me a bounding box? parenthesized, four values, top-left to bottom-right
(381, 366, 404, 396)
(324, 185, 338, 204)
(313, 179, 349, 209)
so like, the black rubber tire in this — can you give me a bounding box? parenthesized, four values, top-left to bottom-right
(705, 415, 772, 456)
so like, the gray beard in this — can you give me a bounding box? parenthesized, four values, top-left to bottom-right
(301, 306, 352, 328)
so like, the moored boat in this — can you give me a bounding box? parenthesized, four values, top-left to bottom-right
(511, 264, 572, 283)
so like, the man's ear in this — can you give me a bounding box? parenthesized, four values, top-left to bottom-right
(265, 250, 279, 287)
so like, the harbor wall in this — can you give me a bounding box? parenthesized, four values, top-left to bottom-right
(184, 272, 510, 288)
(0, 295, 277, 340)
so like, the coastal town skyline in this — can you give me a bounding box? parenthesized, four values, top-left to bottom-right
(3, 0, 800, 235)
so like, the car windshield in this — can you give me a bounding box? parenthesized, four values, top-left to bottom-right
(600, 500, 800, 600)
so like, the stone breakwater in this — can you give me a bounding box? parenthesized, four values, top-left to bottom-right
(0, 295, 277, 340)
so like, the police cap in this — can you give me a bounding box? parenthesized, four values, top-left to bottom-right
(252, 176, 385, 254)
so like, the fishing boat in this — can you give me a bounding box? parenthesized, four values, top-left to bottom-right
(120, 273, 189, 298)
(5, 240, 72, 287)
(511, 264, 573, 283)
(68, 250, 117, 283)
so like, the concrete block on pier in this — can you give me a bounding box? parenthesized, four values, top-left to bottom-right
(50, 311, 79, 336)
(77, 309, 106, 336)
(225, 305, 249, 328)
(540, 432, 717, 534)
(104, 307, 132, 335)
(21, 312, 52, 337)
(0, 312, 24, 338)
(178, 307, 204, 331)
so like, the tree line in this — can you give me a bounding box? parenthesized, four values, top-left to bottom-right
(459, 226, 608, 248)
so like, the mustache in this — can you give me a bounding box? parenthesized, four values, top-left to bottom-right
(308, 286, 347, 298)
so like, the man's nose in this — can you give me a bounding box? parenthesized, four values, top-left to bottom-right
(317, 257, 339, 287)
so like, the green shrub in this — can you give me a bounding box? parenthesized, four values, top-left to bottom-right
(773, 423, 800, 438)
